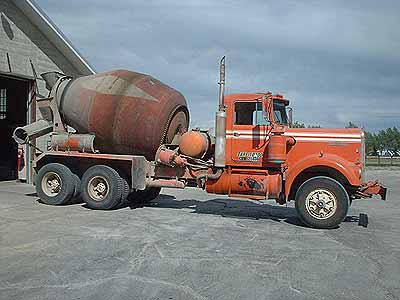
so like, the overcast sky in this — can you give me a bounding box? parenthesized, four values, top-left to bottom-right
(36, 0, 400, 131)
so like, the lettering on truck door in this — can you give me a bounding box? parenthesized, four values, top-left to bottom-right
(228, 100, 270, 166)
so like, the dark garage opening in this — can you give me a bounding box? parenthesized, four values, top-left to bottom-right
(0, 74, 31, 181)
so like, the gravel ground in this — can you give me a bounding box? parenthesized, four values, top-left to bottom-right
(0, 169, 399, 300)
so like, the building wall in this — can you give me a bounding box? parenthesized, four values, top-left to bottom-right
(0, 1, 86, 153)
(0, 1, 81, 96)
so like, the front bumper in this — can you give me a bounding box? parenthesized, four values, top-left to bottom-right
(357, 181, 387, 200)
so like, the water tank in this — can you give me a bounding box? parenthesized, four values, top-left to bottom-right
(179, 131, 210, 158)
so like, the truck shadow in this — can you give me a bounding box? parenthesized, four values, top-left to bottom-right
(128, 194, 307, 227)
(128, 194, 361, 228)
(28, 191, 360, 228)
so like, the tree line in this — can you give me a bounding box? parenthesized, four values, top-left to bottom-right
(293, 121, 400, 157)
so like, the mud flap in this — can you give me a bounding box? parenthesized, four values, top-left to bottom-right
(357, 181, 387, 200)
(359, 213, 369, 228)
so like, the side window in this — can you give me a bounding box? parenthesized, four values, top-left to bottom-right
(0, 89, 6, 120)
(234, 101, 269, 125)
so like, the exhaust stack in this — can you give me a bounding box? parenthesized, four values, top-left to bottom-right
(214, 56, 227, 168)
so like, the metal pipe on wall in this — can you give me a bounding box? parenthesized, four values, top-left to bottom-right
(26, 85, 32, 184)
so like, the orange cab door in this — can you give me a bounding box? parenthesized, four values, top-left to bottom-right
(228, 100, 270, 167)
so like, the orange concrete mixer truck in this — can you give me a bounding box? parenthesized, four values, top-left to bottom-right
(13, 57, 386, 228)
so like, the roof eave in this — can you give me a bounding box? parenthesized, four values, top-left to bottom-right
(12, 0, 96, 75)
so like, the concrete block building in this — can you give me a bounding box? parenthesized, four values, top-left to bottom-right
(0, 0, 94, 182)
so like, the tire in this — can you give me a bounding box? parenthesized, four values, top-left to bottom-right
(81, 165, 124, 210)
(295, 176, 350, 229)
(121, 177, 130, 202)
(70, 174, 82, 204)
(128, 187, 161, 204)
(35, 163, 75, 205)
(116, 177, 130, 209)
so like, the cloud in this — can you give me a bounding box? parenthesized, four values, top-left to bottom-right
(36, 0, 400, 131)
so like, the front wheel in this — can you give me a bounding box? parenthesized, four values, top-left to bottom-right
(295, 176, 350, 229)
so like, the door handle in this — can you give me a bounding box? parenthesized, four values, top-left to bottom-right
(233, 132, 240, 137)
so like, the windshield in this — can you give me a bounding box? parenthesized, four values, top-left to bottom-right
(273, 100, 288, 125)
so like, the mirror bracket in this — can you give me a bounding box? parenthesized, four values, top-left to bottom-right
(287, 106, 293, 127)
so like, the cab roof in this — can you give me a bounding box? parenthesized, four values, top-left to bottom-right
(224, 93, 289, 105)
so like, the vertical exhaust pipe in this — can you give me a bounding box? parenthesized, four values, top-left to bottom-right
(218, 56, 226, 111)
(214, 56, 226, 168)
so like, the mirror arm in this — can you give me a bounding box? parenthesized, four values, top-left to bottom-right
(287, 106, 293, 127)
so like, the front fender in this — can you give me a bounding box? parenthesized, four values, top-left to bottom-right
(284, 154, 361, 197)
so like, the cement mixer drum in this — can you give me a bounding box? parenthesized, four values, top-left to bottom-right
(51, 70, 189, 160)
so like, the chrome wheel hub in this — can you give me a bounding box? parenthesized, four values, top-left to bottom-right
(88, 176, 109, 201)
(305, 189, 337, 220)
(42, 172, 62, 197)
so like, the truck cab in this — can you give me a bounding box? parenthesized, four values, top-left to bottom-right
(205, 89, 386, 228)
(222, 92, 366, 200)
(225, 92, 289, 167)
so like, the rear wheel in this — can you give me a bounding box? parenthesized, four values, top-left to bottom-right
(70, 174, 82, 204)
(36, 163, 76, 205)
(117, 177, 130, 208)
(295, 176, 349, 229)
(121, 177, 130, 202)
(81, 165, 124, 210)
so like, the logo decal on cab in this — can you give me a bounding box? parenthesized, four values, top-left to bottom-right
(238, 152, 263, 161)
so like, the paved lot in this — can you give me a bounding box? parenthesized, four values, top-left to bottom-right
(0, 169, 399, 300)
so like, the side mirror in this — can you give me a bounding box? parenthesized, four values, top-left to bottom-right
(287, 107, 293, 127)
